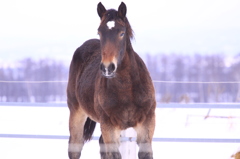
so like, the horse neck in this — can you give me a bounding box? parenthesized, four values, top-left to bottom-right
(126, 38, 133, 53)
(119, 44, 140, 80)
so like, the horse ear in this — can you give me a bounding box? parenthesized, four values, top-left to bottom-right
(118, 2, 127, 19)
(97, 2, 106, 19)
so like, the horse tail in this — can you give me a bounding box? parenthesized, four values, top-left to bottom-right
(83, 117, 96, 142)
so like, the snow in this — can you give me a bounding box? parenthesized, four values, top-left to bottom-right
(0, 104, 240, 159)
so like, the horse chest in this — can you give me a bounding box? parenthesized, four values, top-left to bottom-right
(95, 85, 151, 128)
(97, 87, 132, 109)
(94, 73, 155, 128)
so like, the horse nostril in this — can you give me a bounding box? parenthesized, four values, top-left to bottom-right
(100, 63, 105, 72)
(108, 63, 115, 72)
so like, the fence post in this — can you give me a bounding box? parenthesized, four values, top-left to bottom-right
(120, 128, 137, 159)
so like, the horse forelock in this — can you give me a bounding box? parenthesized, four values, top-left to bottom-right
(101, 9, 117, 22)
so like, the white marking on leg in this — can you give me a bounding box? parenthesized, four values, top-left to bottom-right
(107, 21, 115, 29)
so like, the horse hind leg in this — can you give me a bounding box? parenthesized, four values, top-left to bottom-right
(68, 106, 88, 159)
(134, 112, 155, 159)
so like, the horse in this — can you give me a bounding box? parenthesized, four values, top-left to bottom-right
(67, 2, 156, 159)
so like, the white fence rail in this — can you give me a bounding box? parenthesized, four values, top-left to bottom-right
(1, 134, 240, 143)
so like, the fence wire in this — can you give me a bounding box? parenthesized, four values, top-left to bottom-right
(1, 80, 240, 84)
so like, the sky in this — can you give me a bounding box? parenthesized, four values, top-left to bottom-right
(1, 0, 240, 63)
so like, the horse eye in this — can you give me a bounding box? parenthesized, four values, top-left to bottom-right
(120, 32, 125, 37)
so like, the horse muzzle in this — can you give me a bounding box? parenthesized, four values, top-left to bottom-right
(100, 62, 116, 78)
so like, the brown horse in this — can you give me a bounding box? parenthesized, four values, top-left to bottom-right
(67, 2, 156, 159)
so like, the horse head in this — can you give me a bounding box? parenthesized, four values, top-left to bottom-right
(97, 2, 133, 78)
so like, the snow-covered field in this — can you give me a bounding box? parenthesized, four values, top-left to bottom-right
(0, 104, 240, 159)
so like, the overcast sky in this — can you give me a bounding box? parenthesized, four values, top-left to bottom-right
(1, 0, 240, 62)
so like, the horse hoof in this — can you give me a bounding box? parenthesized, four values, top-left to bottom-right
(68, 152, 81, 159)
(138, 152, 153, 159)
(100, 152, 121, 159)
(112, 152, 122, 159)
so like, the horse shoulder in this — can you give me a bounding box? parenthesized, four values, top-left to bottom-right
(133, 52, 152, 82)
(132, 52, 156, 110)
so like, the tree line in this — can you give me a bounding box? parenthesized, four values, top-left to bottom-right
(1, 54, 240, 103)
(0, 58, 68, 102)
(146, 54, 240, 103)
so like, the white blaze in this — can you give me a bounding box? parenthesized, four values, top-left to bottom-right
(107, 21, 115, 29)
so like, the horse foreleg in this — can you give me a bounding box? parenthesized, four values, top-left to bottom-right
(68, 108, 87, 159)
(100, 123, 122, 159)
(135, 113, 155, 159)
(99, 135, 107, 159)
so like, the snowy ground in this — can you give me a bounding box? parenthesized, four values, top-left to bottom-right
(0, 104, 240, 159)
